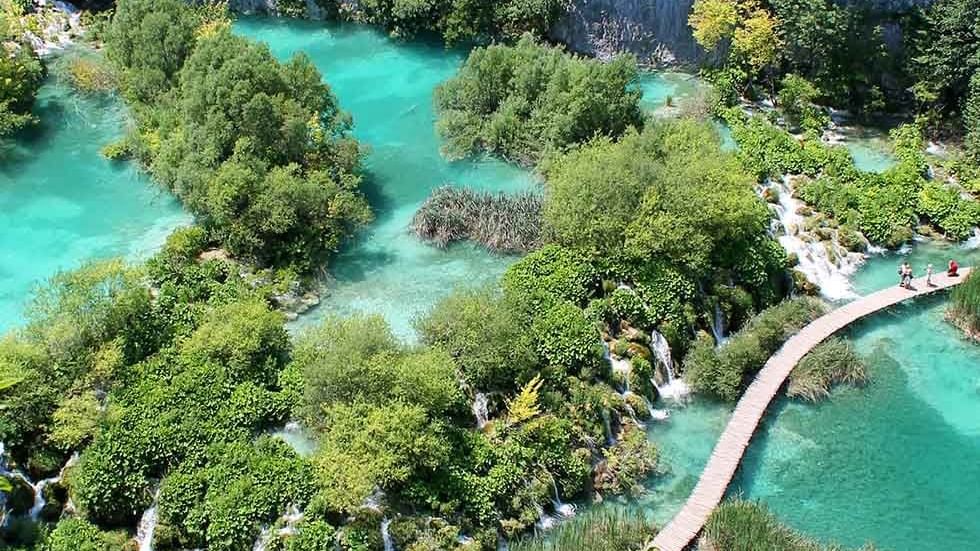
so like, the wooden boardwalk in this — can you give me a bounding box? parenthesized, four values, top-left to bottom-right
(652, 268, 972, 551)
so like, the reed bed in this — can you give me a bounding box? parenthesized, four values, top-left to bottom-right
(787, 337, 868, 402)
(704, 500, 878, 551)
(949, 271, 980, 335)
(411, 186, 542, 254)
(510, 508, 656, 551)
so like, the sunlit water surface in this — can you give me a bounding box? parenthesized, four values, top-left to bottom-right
(0, 77, 190, 332)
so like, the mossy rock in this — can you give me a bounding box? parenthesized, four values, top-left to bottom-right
(786, 252, 800, 268)
(624, 393, 651, 421)
(3, 475, 35, 516)
(39, 480, 68, 522)
(625, 343, 652, 361)
(610, 338, 630, 357)
(795, 205, 814, 217)
(762, 187, 780, 204)
(814, 227, 834, 241)
(838, 227, 868, 252)
(791, 269, 820, 296)
(621, 326, 649, 344)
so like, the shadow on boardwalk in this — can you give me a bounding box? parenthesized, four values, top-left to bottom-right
(652, 268, 972, 551)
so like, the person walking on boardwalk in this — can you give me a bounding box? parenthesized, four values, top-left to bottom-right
(900, 261, 912, 288)
(948, 259, 959, 277)
(926, 263, 934, 286)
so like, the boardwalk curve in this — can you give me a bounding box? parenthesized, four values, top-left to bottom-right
(652, 268, 972, 551)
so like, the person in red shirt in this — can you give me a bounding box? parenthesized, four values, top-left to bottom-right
(948, 259, 959, 277)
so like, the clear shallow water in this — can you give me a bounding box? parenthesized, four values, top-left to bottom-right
(641, 243, 980, 547)
(0, 77, 190, 333)
(731, 244, 980, 550)
(636, 72, 701, 114)
(234, 18, 537, 339)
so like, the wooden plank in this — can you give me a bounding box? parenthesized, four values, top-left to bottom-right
(650, 268, 970, 551)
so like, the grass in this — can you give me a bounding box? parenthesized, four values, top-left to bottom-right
(411, 186, 542, 254)
(787, 337, 868, 402)
(949, 271, 980, 337)
(704, 500, 880, 551)
(509, 508, 656, 551)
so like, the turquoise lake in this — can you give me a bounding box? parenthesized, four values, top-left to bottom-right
(0, 79, 190, 333)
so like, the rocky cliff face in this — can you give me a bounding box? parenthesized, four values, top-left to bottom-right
(549, 0, 935, 68)
(549, 0, 713, 68)
(226, 0, 329, 19)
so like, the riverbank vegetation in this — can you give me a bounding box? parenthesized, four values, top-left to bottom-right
(105, 0, 370, 273)
(435, 35, 643, 166)
(948, 271, 980, 340)
(412, 186, 542, 254)
(337, 0, 565, 45)
(704, 500, 879, 551)
(684, 298, 826, 401)
(510, 508, 657, 551)
(787, 337, 868, 402)
(0, 0, 45, 137)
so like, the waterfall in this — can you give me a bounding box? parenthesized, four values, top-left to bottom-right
(711, 303, 727, 344)
(0, 444, 79, 522)
(252, 505, 305, 551)
(136, 490, 161, 551)
(534, 505, 556, 532)
(549, 478, 575, 518)
(649, 330, 689, 402)
(472, 392, 489, 429)
(766, 177, 864, 301)
(600, 410, 616, 446)
(381, 518, 395, 551)
(964, 228, 980, 250)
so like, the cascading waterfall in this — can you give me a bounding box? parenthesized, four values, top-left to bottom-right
(472, 392, 489, 429)
(381, 518, 395, 551)
(0, 443, 79, 522)
(253, 505, 306, 551)
(711, 303, 727, 344)
(649, 330, 688, 403)
(766, 177, 866, 301)
(136, 489, 160, 551)
(549, 477, 575, 518)
(965, 228, 980, 250)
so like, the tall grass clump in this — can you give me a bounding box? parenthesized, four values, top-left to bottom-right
(510, 508, 656, 551)
(412, 186, 542, 254)
(684, 297, 828, 401)
(704, 500, 879, 551)
(949, 271, 980, 339)
(788, 337, 868, 401)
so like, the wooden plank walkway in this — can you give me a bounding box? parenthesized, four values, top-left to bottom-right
(651, 268, 972, 551)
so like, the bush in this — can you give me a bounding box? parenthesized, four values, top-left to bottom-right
(0, 45, 44, 137)
(787, 337, 867, 401)
(502, 245, 599, 316)
(61, 54, 117, 94)
(415, 287, 536, 392)
(685, 297, 827, 401)
(531, 301, 603, 377)
(412, 186, 542, 254)
(435, 35, 642, 166)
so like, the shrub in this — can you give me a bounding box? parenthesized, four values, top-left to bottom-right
(684, 297, 827, 401)
(787, 337, 867, 401)
(412, 186, 542, 254)
(0, 45, 44, 137)
(531, 301, 604, 376)
(61, 54, 117, 94)
(502, 245, 599, 316)
(435, 35, 643, 166)
(415, 287, 536, 392)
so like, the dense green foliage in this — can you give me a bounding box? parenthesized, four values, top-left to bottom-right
(0, 1, 45, 137)
(542, 118, 789, 353)
(684, 297, 827, 401)
(725, 109, 980, 246)
(787, 337, 868, 402)
(949, 271, 980, 336)
(412, 186, 543, 253)
(106, 0, 370, 272)
(509, 508, 656, 551)
(705, 500, 879, 551)
(341, 0, 565, 45)
(435, 35, 643, 166)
